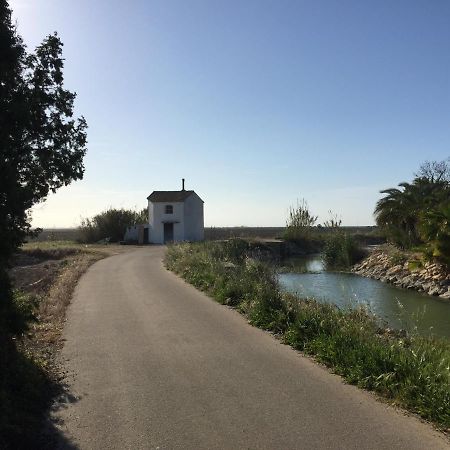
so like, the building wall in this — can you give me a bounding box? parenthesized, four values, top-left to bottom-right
(124, 225, 139, 242)
(124, 224, 150, 243)
(183, 193, 204, 241)
(149, 201, 184, 244)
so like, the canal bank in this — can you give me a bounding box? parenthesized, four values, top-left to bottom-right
(352, 245, 450, 299)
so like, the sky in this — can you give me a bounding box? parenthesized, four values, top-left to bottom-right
(10, 0, 450, 227)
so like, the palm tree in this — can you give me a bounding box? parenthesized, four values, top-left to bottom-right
(374, 182, 421, 248)
(375, 172, 450, 249)
(419, 202, 450, 265)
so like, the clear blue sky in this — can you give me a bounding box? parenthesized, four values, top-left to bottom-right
(11, 0, 450, 227)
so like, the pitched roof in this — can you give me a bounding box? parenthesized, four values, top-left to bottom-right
(147, 190, 195, 202)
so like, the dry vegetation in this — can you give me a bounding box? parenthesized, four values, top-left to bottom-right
(12, 241, 134, 365)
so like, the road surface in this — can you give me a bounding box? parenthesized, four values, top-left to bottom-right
(55, 246, 449, 449)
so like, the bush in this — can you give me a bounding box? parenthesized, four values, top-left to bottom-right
(283, 199, 317, 242)
(77, 207, 147, 243)
(322, 231, 366, 270)
(166, 240, 288, 331)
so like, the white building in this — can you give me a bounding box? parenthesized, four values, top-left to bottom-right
(147, 185, 204, 244)
(124, 181, 204, 244)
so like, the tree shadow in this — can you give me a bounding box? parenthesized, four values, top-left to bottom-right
(0, 342, 80, 449)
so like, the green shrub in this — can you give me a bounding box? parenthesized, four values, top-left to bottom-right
(322, 232, 366, 270)
(283, 199, 317, 242)
(390, 251, 407, 266)
(78, 207, 147, 243)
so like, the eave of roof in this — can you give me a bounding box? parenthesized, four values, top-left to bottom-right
(147, 190, 196, 202)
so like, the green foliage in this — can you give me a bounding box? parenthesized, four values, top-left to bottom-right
(389, 250, 407, 267)
(0, 2, 87, 267)
(0, 285, 51, 449)
(0, 270, 24, 336)
(418, 202, 450, 266)
(134, 207, 148, 224)
(167, 241, 450, 428)
(0, 3, 87, 443)
(166, 240, 289, 331)
(374, 160, 450, 256)
(283, 199, 318, 242)
(322, 231, 366, 270)
(78, 207, 146, 243)
(321, 213, 366, 269)
(407, 260, 423, 271)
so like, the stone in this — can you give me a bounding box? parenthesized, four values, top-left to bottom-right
(428, 287, 441, 296)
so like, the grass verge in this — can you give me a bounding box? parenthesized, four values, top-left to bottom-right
(1, 241, 124, 449)
(166, 240, 450, 431)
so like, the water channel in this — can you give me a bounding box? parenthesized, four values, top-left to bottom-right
(278, 255, 450, 340)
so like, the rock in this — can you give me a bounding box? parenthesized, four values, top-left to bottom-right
(351, 248, 450, 297)
(428, 287, 441, 296)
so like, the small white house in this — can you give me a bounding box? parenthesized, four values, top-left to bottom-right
(147, 183, 204, 244)
(124, 181, 204, 244)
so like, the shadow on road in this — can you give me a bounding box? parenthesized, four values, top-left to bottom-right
(0, 342, 80, 450)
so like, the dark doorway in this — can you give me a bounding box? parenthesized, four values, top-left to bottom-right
(143, 227, 149, 244)
(164, 223, 174, 243)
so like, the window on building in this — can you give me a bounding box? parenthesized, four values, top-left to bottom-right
(165, 205, 173, 214)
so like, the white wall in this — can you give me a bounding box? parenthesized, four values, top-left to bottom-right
(149, 201, 184, 244)
(124, 225, 139, 241)
(183, 193, 204, 241)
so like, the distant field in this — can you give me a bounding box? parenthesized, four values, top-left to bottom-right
(205, 227, 285, 240)
(31, 228, 80, 241)
(32, 226, 382, 243)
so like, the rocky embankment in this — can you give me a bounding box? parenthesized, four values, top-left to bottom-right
(352, 248, 450, 299)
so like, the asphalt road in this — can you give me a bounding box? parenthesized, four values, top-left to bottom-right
(55, 246, 449, 449)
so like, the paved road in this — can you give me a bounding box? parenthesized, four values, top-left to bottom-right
(55, 247, 449, 449)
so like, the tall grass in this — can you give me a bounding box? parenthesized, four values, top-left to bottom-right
(166, 240, 450, 429)
(322, 231, 367, 270)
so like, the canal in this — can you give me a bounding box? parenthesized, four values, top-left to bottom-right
(278, 255, 450, 339)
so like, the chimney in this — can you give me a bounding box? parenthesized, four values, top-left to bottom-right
(182, 178, 185, 191)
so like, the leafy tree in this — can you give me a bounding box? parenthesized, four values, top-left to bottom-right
(374, 160, 450, 252)
(136, 207, 149, 223)
(1, 1, 87, 327)
(374, 182, 422, 248)
(78, 208, 147, 243)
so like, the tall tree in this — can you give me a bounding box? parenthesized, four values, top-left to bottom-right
(374, 160, 450, 250)
(0, 0, 87, 326)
